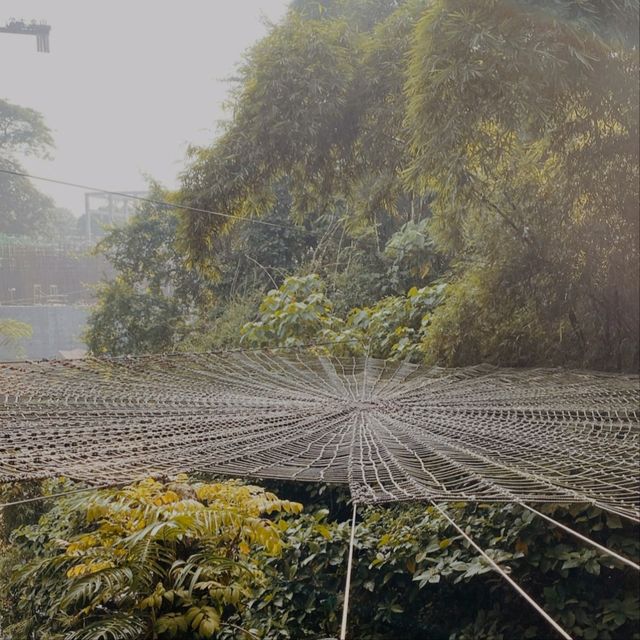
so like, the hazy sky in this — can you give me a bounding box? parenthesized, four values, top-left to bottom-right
(1, 1, 290, 214)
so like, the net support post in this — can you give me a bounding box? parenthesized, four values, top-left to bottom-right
(340, 501, 358, 640)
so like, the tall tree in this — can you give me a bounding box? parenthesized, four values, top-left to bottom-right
(0, 99, 53, 156)
(85, 183, 218, 356)
(406, 0, 639, 369)
(0, 98, 58, 237)
(179, 1, 426, 267)
(179, 0, 639, 371)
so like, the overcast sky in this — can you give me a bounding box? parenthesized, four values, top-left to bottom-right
(1, 1, 290, 214)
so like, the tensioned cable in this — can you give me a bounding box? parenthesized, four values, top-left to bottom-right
(0, 338, 364, 366)
(0, 462, 241, 509)
(340, 502, 358, 640)
(430, 501, 573, 640)
(1, 353, 636, 640)
(3, 487, 637, 572)
(0, 288, 92, 306)
(0, 481, 126, 509)
(0, 460, 248, 509)
(0, 458, 250, 508)
(0, 491, 628, 640)
(521, 502, 640, 571)
(0, 168, 296, 231)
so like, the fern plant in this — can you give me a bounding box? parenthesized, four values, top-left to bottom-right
(4, 476, 302, 639)
(0, 318, 32, 358)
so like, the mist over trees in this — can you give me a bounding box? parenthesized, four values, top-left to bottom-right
(88, 0, 639, 371)
(2, 2, 639, 639)
(0, 98, 77, 239)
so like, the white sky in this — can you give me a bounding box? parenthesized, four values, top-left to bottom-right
(1, 1, 290, 214)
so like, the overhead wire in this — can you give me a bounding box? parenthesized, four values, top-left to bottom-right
(0, 167, 328, 308)
(0, 287, 92, 306)
(0, 492, 632, 640)
(1, 169, 638, 640)
(0, 167, 300, 231)
(1, 355, 637, 518)
(0, 481, 126, 509)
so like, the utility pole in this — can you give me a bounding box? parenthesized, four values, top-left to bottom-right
(0, 18, 51, 52)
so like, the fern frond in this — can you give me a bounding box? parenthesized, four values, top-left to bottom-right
(64, 614, 147, 640)
(59, 566, 134, 612)
(126, 536, 174, 590)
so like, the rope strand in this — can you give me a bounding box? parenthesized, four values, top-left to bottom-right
(521, 502, 640, 571)
(340, 502, 358, 640)
(430, 501, 573, 640)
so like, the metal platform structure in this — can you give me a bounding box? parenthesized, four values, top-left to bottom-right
(0, 18, 51, 53)
(84, 190, 148, 239)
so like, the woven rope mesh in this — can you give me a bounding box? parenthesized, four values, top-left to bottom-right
(1, 353, 638, 519)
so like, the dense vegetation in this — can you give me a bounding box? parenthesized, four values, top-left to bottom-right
(1, 477, 638, 639)
(3, 0, 638, 638)
(86, 0, 638, 372)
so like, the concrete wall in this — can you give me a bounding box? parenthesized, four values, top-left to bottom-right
(0, 305, 89, 361)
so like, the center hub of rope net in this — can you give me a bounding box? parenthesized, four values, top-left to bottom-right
(343, 400, 384, 412)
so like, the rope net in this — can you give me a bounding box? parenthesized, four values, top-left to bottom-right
(1, 353, 638, 519)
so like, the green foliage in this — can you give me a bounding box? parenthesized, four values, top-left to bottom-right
(2, 477, 302, 640)
(177, 0, 639, 371)
(85, 182, 217, 356)
(86, 183, 321, 356)
(85, 278, 187, 356)
(230, 500, 639, 639)
(383, 219, 433, 287)
(0, 479, 74, 544)
(344, 281, 446, 360)
(241, 273, 447, 361)
(4, 2, 640, 637)
(3, 479, 638, 639)
(198, 185, 319, 300)
(241, 274, 344, 348)
(177, 293, 262, 353)
(0, 160, 56, 238)
(179, 0, 427, 265)
(292, 0, 404, 30)
(0, 99, 63, 238)
(94, 184, 213, 309)
(421, 268, 553, 367)
(0, 318, 32, 358)
(404, 0, 639, 369)
(0, 318, 32, 346)
(327, 217, 444, 307)
(0, 99, 53, 157)
(179, 12, 358, 264)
